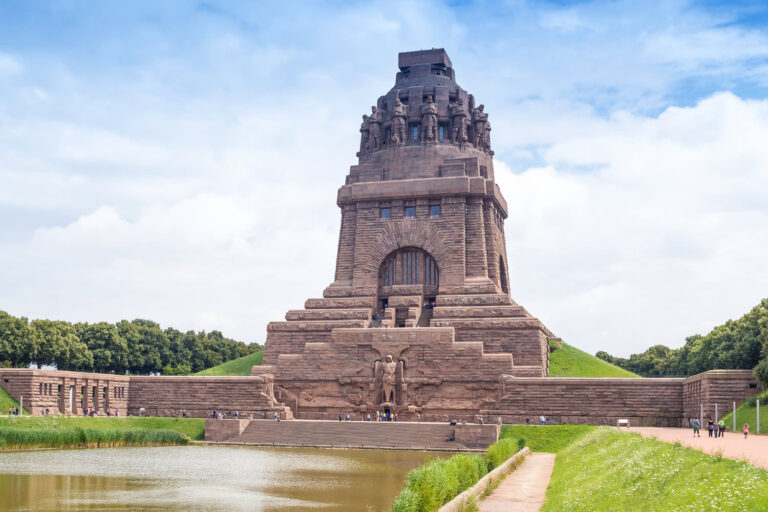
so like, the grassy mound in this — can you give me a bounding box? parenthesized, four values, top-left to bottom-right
(0, 416, 205, 450)
(549, 342, 639, 378)
(391, 437, 525, 512)
(500, 425, 594, 452)
(195, 350, 263, 376)
(721, 391, 768, 435)
(542, 427, 768, 511)
(0, 386, 24, 414)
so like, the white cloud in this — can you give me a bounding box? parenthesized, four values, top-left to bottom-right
(499, 93, 768, 356)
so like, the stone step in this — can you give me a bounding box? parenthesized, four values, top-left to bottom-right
(267, 320, 368, 332)
(432, 306, 527, 318)
(231, 419, 467, 450)
(285, 308, 371, 321)
(436, 294, 514, 307)
(304, 297, 376, 310)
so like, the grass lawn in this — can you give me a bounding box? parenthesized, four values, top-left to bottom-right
(0, 386, 25, 414)
(500, 425, 595, 453)
(721, 392, 768, 435)
(195, 350, 263, 376)
(542, 427, 768, 511)
(549, 342, 639, 378)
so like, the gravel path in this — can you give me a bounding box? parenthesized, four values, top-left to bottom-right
(634, 426, 768, 469)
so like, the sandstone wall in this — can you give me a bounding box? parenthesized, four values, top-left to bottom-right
(682, 370, 759, 421)
(490, 376, 686, 427)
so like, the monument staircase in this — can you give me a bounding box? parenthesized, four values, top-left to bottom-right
(226, 419, 475, 451)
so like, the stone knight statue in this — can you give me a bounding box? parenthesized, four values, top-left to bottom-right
(368, 106, 382, 152)
(471, 104, 488, 148)
(450, 97, 469, 145)
(357, 114, 370, 157)
(391, 96, 407, 145)
(375, 354, 402, 404)
(420, 95, 438, 143)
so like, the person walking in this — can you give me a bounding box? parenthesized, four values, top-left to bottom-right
(692, 418, 700, 437)
(525, 416, 530, 425)
(743, 423, 749, 439)
(718, 419, 725, 437)
(707, 418, 714, 438)
(338, 413, 342, 422)
(713, 421, 719, 438)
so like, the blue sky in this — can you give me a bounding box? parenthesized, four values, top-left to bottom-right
(1, 0, 768, 356)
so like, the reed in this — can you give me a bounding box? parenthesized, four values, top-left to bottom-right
(0, 426, 188, 450)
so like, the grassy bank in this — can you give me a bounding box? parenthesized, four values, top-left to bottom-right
(390, 436, 524, 512)
(0, 386, 25, 414)
(549, 342, 639, 378)
(542, 427, 768, 511)
(500, 424, 595, 452)
(0, 416, 205, 450)
(195, 350, 263, 376)
(721, 391, 768, 435)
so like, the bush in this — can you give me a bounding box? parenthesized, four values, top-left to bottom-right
(390, 437, 523, 512)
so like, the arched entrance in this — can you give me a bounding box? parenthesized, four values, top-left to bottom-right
(378, 248, 439, 327)
(499, 256, 509, 294)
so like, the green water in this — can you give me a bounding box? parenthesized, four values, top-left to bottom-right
(0, 445, 436, 511)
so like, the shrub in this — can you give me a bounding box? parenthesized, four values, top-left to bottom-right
(390, 437, 523, 511)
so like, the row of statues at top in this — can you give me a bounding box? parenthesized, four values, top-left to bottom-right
(357, 94, 492, 157)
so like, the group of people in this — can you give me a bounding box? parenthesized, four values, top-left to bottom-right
(82, 407, 119, 417)
(691, 417, 751, 439)
(6, 406, 20, 416)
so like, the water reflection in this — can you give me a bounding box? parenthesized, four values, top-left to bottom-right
(0, 445, 437, 511)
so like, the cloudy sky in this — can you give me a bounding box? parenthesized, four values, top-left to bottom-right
(1, 0, 767, 357)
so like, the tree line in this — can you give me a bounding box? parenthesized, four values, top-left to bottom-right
(0, 311, 261, 375)
(597, 298, 768, 383)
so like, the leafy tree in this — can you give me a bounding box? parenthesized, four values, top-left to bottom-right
(31, 319, 71, 368)
(77, 322, 127, 373)
(0, 311, 36, 368)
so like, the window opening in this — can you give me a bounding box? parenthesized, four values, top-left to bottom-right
(405, 206, 415, 218)
(430, 205, 440, 216)
(381, 207, 391, 219)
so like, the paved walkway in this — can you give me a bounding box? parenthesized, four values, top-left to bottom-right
(479, 452, 556, 512)
(634, 427, 768, 469)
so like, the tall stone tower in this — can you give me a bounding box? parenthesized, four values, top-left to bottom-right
(254, 49, 553, 421)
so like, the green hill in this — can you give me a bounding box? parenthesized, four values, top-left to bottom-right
(721, 391, 768, 434)
(549, 342, 639, 378)
(194, 350, 263, 376)
(0, 386, 24, 414)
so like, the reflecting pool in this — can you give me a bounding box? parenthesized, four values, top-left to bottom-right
(0, 445, 437, 511)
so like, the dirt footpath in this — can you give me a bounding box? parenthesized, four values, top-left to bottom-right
(478, 452, 556, 512)
(634, 427, 768, 469)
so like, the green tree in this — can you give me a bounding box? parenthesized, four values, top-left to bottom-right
(0, 311, 37, 368)
(77, 322, 127, 373)
(31, 319, 70, 368)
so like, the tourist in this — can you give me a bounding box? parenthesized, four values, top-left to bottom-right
(393, 413, 398, 422)
(718, 419, 725, 437)
(338, 413, 342, 422)
(743, 423, 749, 439)
(234, 410, 239, 419)
(540, 416, 546, 425)
(692, 418, 700, 437)
(525, 416, 530, 425)
(713, 420, 718, 437)
(449, 419, 457, 426)
(346, 413, 350, 422)
(707, 418, 714, 437)
(115, 408, 119, 417)
(7, 407, 11, 416)
(366, 413, 371, 422)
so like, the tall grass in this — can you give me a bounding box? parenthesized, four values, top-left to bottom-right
(0, 426, 187, 450)
(390, 437, 525, 512)
(0, 415, 205, 440)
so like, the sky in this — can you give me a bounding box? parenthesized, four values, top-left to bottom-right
(1, 0, 768, 357)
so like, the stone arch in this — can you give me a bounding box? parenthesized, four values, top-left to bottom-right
(379, 247, 439, 288)
(355, 220, 457, 286)
(499, 256, 509, 295)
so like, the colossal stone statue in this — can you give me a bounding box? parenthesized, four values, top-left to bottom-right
(420, 95, 438, 142)
(380, 354, 398, 404)
(450, 97, 469, 145)
(369, 106, 382, 151)
(357, 114, 370, 157)
(472, 104, 487, 148)
(391, 96, 407, 145)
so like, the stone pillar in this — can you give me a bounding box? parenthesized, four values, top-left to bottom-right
(333, 204, 357, 286)
(483, 200, 498, 283)
(465, 197, 488, 278)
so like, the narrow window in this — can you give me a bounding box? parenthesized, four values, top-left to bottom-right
(39, 383, 43, 395)
(381, 207, 391, 219)
(412, 126, 418, 140)
(439, 126, 445, 140)
(405, 206, 415, 218)
(430, 205, 440, 216)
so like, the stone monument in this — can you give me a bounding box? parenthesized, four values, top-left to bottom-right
(253, 49, 554, 421)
